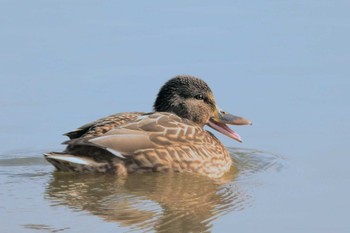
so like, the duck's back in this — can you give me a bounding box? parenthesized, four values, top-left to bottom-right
(64, 112, 144, 139)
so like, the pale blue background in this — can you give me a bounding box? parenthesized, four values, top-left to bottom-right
(1, 1, 349, 232)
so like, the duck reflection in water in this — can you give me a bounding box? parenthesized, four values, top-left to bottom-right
(46, 165, 250, 233)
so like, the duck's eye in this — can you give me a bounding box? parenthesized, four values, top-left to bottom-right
(194, 94, 204, 100)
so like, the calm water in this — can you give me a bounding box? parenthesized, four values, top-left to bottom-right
(0, 149, 283, 233)
(1, 1, 350, 233)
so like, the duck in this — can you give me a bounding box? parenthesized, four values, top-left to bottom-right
(44, 75, 252, 178)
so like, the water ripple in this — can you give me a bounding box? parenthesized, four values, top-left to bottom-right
(229, 147, 285, 179)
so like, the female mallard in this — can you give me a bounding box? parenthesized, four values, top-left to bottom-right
(44, 75, 251, 178)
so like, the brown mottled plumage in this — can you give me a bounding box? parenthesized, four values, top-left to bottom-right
(44, 75, 251, 178)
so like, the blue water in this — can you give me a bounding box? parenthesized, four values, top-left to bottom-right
(1, 1, 349, 232)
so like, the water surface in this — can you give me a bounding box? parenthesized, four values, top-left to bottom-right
(0, 149, 283, 232)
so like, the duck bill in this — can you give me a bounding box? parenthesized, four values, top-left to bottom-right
(208, 119, 243, 142)
(207, 107, 252, 143)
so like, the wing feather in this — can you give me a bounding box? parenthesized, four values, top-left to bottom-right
(64, 112, 208, 160)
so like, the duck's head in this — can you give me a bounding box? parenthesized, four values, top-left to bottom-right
(153, 75, 252, 142)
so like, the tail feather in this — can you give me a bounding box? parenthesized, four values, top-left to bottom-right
(44, 153, 90, 165)
(44, 152, 110, 173)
